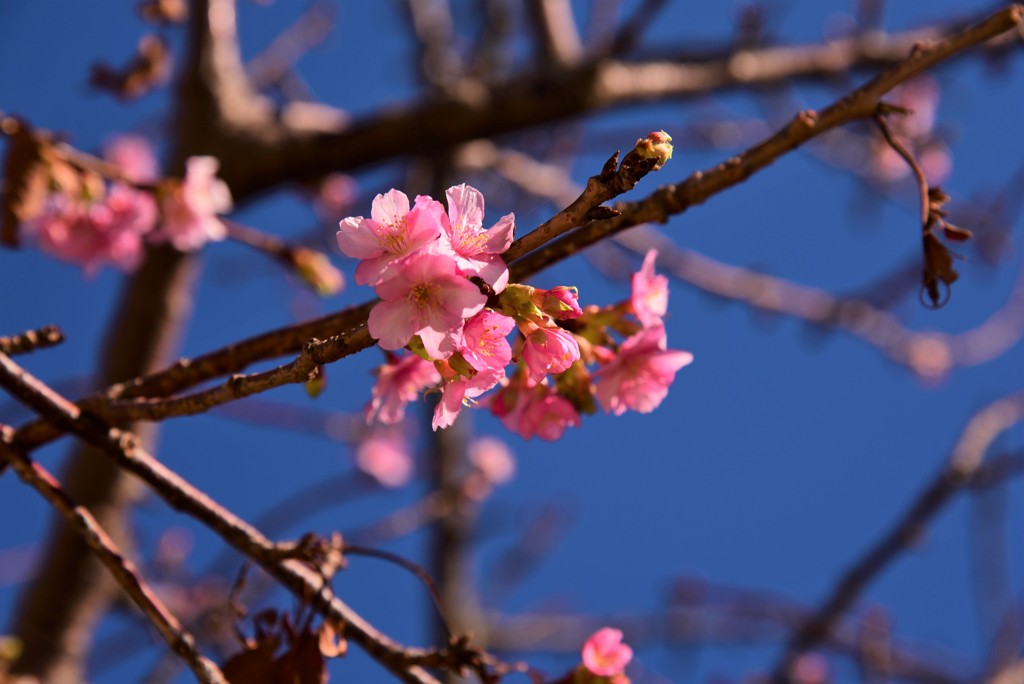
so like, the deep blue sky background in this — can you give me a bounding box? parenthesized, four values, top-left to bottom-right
(1, 1, 1023, 682)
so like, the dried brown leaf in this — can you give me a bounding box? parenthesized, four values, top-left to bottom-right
(1, 119, 48, 247)
(318, 620, 347, 659)
(921, 232, 959, 308)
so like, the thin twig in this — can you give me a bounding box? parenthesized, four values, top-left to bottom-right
(770, 391, 1024, 682)
(874, 112, 930, 228)
(509, 5, 1024, 279)
(0, 429, 227, 683)
(0, 352, 443, 683)
(527, 0, 583, 67)
(0, 326, 65, 356)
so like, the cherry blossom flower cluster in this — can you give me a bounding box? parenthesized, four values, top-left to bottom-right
(575, 627, 633, 684)
(339, 184, 692, 440)
(25, 135, 232, 274)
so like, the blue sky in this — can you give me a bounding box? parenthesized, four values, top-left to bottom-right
(1, 2, 1023, 682)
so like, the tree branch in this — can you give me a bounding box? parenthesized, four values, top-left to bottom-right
(208, 5, 1024, 200)
(0, 326, 64, 357)
(0, 352, 445, 684)
(770, 391, 1024, 682)
(509, 4, 1024, 280)
(0, 429, 227, 684)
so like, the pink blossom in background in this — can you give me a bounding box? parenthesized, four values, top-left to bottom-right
(365, 353, 441, 425)
(868, 76, 950, 185)
(103, 134, 159, 183)
(314, 173, 357, 220)
(492, 379, 580, 441)
(519, 390, 581, 441)
(356, 432, 413, 488)
(889, 76, 939, 139)
(594, 324, 693, 415)
(631, 249, 668, 327)
(27, 184, 156, 275)
(368, 251, 487, 358)
(468, 436, 515, 485)
(440, 183, 515, 292)
(581, 628, 633, 677)
(155, 155, 232, 251)
(791, 653, 829, 684)
(521, 326, 580, 381)
(337, 189, 445, 285)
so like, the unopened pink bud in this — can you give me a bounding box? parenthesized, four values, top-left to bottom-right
(633, 130, 673, 170)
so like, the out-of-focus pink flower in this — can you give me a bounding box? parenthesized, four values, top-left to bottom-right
(368, 251, 487, 358)
(356, 432, 413, 488)
(890, 76, 939, 139)
(440, 183, 515, 292)
(337, 189, 445, 285)
(365, 353, 441, 425)
(314, 173, 357, 220)
(155, 155, 232, 251)
(492, 379, 581, 441)
(594, 324, 693, 415)
(920, 144, 952, 185)
(27, 184, 156, 275)
(581, 628, 633, 677)
(469, 436, 515, 485)
(791, 653, 829, 684)
(534, 285, 583, 320)
(103, 134, 159, 183)
(868, 77, 950, 185)
(520, 390, 581, 440)
(631, 249, 668, 327)
(522, 326, 580, 381)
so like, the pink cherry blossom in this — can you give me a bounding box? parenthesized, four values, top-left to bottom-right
(356, 432, 413, 488)
(594, 324, 693, 415)
(491, 379, 581, 441)
(432, 366, 504, 430)
(431, 310, 515, 429)
(103, 134, 159, 183)
(155, 155, 232, 251)
(314, 173, 356, 221)
(631, 249, 668, 327)
(581, 628, 633, 677)
(468, 437, 515, 485)
(460, 310, 515, 373)
(535, 285, 582, 320)
(337, 189, 445, 285)
(27, 184, 156, 275)
(365, 353, 441, 425)
(440, 183, 515, 292)
(368, 251, 487, 358)
(521, 326, 580, 381)
(519, 390, 581, 440)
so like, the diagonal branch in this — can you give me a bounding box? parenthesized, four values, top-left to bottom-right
(0, 427, 226, 683)
(509, 4, 1024, 280)
(210, 5, 1024, 200)
(770, 391, 1024, 682)
(0, 352, 443, 683)
(0, 325, 65, 357)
